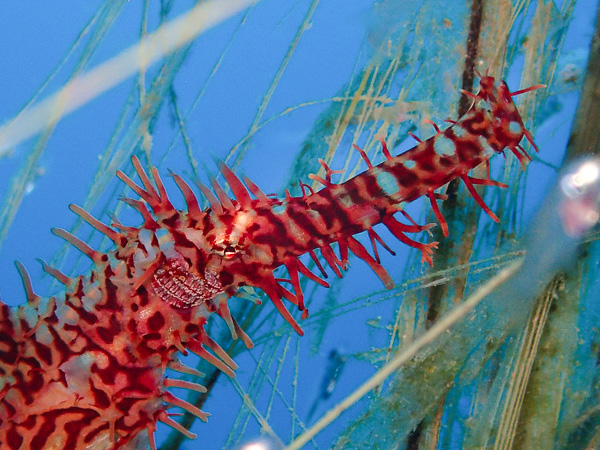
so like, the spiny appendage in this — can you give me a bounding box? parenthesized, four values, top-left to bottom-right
(1, 159, 240, 446)
(154, 156, 345, 337)
(116, 157, 253, 355)
(422, 75, 543, 237)
(174, 156, 322, 336)
(119, 156, 284, 348)
(304, 75, 541, 270)
(309, 139, 439, 267)
(2, 260, 238, 448)
(125, 150, 424, 337)
(467, 74, 543, 169)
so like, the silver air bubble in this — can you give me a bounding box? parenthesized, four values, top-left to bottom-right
(522, 157, 600, 282)
(559, 158, 600, 237)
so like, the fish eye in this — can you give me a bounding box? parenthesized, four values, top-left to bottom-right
(213, 242, 241, 259)
(223, 245, 238, 258)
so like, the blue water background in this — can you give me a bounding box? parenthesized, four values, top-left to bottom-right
(0, 1, 597, 448)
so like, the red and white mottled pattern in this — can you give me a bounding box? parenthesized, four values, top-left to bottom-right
(0, 75, 540, 448)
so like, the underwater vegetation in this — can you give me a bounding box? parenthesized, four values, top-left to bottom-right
(0, 0, 599, 448)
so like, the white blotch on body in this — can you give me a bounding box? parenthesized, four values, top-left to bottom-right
(453, 126, 467, 138)
(478, 136, 496, 158)
(434, 135, 456, 157)
(508, 121, 522, 135)
(376, 170, 400, 196)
